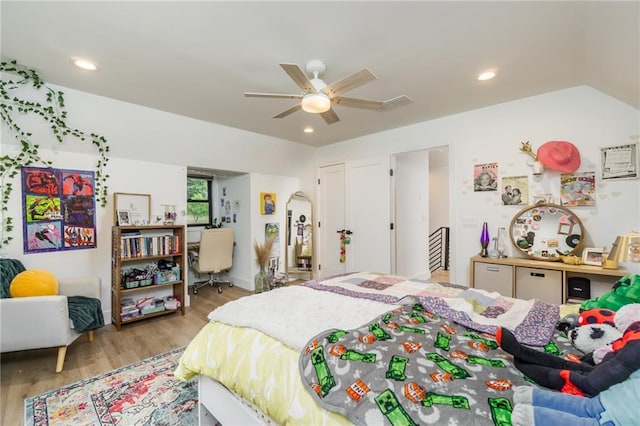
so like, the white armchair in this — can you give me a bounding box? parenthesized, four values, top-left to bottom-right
(0, 276, 102, 373)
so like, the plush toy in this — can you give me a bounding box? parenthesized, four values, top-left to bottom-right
(556, 312, 579, 333)
(567, 308, 621, 356)
(496, 302, 640, 397)
(576, 308, 616, 327)
(580, 274, 640, 312)
(557, 307, 615, 333)
(569, 322, 621, 356)
(510, 370, 640, 426)
(592, 303, 640, 364)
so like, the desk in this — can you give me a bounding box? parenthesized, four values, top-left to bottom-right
(470, 255, 629, 304)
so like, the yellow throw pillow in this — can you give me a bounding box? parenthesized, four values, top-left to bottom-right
(10, 269, 59, 297)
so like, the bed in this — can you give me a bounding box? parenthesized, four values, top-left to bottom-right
(175, 272, 575, 425)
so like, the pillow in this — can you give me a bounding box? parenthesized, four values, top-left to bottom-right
(9, 269, 59, 297)
(0, 258, 26, 298)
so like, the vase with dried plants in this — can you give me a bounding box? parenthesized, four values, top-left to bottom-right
(253, 237, 274, 293)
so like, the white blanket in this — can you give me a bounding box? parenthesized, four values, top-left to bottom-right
(208, 285, 406, 350)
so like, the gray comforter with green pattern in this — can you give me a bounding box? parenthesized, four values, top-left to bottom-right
(299, 303, 574, 426)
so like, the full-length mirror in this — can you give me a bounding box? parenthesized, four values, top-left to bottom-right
(509, 203, 584, 261)
(285, 191, 313, 282)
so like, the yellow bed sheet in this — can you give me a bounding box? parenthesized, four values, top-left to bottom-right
(175, 321, 350, 425)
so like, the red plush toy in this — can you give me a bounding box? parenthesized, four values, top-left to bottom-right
(577, 308, 616, 328)
(497, 303, 640, 397)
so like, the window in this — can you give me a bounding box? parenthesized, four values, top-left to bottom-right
(187, 176, 212, 226)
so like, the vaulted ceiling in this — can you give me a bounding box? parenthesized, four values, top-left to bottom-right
(2, 1, 638, 147)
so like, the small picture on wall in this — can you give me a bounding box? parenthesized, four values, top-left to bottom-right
(601, 143, 638, 180)
(501, 175, 528, 205)
(266, 222, 280, 256)
(560, 172, 595, 207)
(260, 192, 276, 215)
(473, 163, 498, 192)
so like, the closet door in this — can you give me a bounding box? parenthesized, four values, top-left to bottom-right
(318, 163, 346, 278)
(318, 158, 391, 278)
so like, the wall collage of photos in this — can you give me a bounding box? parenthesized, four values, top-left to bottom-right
(21, 166, 96, 254)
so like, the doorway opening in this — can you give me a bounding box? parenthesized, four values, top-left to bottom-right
(392, 146, 450, 282)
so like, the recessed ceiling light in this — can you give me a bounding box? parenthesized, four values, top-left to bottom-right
(477, 70, 496, 81)
(71, 57, 98, 71)
(304, 127, 314, 134)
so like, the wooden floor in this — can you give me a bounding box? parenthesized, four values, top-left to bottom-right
(430, 269, 451, 283)
(0, 285, 251, 426)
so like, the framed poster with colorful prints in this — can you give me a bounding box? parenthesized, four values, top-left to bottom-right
(21, 166, 97, 253)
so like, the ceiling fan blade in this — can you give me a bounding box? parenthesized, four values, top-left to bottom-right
(244, 92, 303, 100)
(333, 96, 384, 110)
(381, 95, 413, 110)
(323, 69, 377, 97)
(280, 63, 315, 93)
(320, 108, 340, 125)
(273, 103, 302, 119)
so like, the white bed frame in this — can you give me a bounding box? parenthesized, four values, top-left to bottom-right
(198, 375, 271, 426)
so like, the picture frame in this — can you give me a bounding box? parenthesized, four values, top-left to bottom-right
(113, 192, 151, 225)
(582, 247, 604, 266)
(533, 193, 553, 205)
(260, 192, 276, 215)
(601, 142, 639, 180)
(116, 210, 132, 226)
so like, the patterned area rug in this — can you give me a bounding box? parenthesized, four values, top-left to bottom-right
(24, 347, 197, 426)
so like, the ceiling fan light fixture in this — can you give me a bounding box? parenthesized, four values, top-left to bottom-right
(301, 92, 331, 113)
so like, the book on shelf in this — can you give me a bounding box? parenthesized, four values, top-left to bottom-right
(119, 234, 181, 258)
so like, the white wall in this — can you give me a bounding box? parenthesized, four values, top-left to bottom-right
(1, 83, 314, 320)
(249, 173, 300, 285)
(1, 146, 186, 321)
(2, 83, 638, 310)
(315, 86, 640, 285)
(1, 83, 317, 190)
(216, 174, 252, 289)
(164, 171, 301, 292)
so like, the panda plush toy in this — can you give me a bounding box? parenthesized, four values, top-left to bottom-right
(568, 308, 621, 357)
(497, 303, 640, 397)
(508, 303, 640, 426)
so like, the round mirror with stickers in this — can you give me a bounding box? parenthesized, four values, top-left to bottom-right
(509, 203, 584, 261)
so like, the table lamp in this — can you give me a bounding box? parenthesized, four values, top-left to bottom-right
(604, 231, 640, 269)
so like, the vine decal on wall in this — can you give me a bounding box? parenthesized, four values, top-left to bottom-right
(0, 60, 110, 247)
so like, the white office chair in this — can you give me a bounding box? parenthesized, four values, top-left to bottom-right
(189, 228, 234, 294)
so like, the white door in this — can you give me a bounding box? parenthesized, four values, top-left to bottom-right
(393, 150, 430, 278)
(317, 163, 345, 278)
(318, 157, 391, 277)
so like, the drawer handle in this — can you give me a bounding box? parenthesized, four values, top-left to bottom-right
(530, 272, 545, 278)
(486, 267, 500, 272)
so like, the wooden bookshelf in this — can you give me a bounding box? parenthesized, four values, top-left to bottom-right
(111, 224, 185, 330)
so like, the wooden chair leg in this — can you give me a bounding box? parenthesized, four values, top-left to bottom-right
(56, 346, 67, 373)
(87, 330, 94, 342)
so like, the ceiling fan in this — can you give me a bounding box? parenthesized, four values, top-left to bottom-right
(244, 60, 412, 125)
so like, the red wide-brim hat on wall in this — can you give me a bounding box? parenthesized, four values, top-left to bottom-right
(537, 141, 581, 173)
